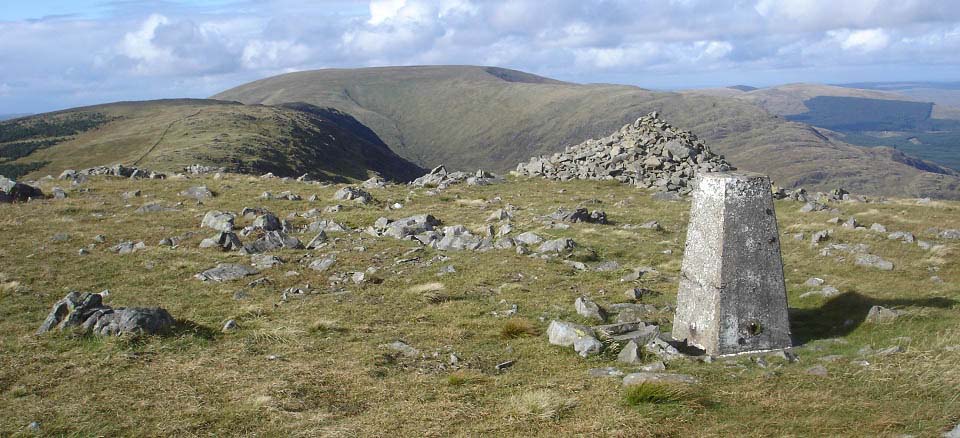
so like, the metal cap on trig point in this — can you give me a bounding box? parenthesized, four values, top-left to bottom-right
(672, 171, 791, 356)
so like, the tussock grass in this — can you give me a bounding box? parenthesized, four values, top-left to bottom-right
(500, 318, 539, 339)
(507, 389, 579, 421)
(446, 370, 486, 387)
(623, 382, 694, 406)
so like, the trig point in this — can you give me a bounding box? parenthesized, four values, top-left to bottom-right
(672, 171, 791, 356)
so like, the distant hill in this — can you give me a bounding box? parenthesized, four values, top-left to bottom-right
(707, 83, 960, 171)
(838, 81, 960, 109)
(0, 113, 31, 121)
(215, 65, 960, 199)
(0, 99, 423, 182)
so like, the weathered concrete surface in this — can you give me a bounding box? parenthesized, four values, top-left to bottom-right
(672, 172, 791, 356)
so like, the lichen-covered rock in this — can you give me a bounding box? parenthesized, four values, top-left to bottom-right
(201, 211, 235, 232)
(547, 320, 596, 347)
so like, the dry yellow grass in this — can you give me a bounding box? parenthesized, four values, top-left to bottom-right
(0, 174, 957, 436)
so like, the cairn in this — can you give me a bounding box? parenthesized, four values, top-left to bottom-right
(516, 112, 733, 195)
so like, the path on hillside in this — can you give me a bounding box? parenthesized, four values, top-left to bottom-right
(132, 110, 203, 166)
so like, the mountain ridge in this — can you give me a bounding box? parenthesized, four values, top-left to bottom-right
(215, 66, 960, 199)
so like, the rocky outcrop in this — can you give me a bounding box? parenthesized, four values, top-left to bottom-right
(0, 175, 44, 203)
(516, 112, 732, 195)
(37, 291, 174, 336)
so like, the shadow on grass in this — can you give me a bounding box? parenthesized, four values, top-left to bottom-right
(169, 319, 219, 341)
(789, 292, 957, 345)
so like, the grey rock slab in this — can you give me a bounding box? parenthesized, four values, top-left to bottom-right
(195, 264, 259, 282)
(855, 254, 894, 271)
(622, 372, 698, 386)
(673, 172, 791, 356)
(515, 232, 543, 245)
(617, 340, 642, 364)
(180, 186, 214, 200)
(309, 256, 337, 272)
(588, 367, 625, 377)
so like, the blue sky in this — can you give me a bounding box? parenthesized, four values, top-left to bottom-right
(1, 0, 959, 114)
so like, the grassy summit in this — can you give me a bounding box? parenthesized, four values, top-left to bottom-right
(0, 173, 957, 436)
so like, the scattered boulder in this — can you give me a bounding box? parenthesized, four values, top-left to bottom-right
(305, 231, 328, 249)
(361, 176, 387, 189)
(250, 254, 283, 269)
(199, 232, 242, 251)
(180, 186, 214, 200)
(865, 305, 900, 324)
(938, 229, 960, 240)
(309, 255, 337, 272)
(537, 238, 577, 253)
(201, 211, 235, 232)
(252, 213, 282, 231)
(574, 296, 607, 322)
(241, 231, 302, 254)
(305, 219, 350, 233)
(515, 232, 543, 246)
(334, 186, 373, 203)
(110, 241, 146, 254)
(435, 225, 485, 251)
(888, 231, 915, 243)
(548, 207, 608, 224)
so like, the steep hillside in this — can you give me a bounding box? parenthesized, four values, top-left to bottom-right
(0, 99, 423, 182)
(708, 84, 960, 171)
(214, 66, 960, 199)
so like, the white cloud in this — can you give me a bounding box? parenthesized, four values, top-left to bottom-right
(832, 28, 891, 52)
(2, 0, 960, 113)
(119, 14, 175, 74)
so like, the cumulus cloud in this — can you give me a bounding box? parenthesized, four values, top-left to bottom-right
(0, 0, 959, 113)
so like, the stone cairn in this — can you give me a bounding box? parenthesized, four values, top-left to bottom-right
(515, 112, 733, 195)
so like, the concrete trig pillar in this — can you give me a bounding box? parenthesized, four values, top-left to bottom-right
(672, 172, 791, 356)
